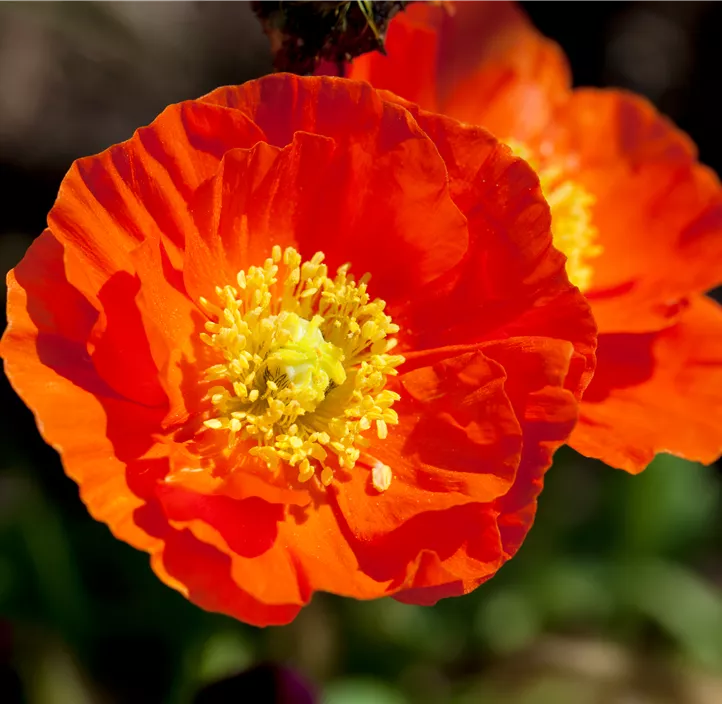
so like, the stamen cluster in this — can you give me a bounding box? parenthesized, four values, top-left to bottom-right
(200, 245, 404, 486)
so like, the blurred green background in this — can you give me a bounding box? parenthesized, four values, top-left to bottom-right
(1, 2, 722, 703)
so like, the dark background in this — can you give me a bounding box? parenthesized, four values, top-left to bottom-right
(1, 3, 721, 703)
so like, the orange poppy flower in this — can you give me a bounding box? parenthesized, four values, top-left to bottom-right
(1, 74, 595, 623)
(343, 1, 722, 473)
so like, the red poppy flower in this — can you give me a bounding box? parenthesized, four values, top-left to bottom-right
(344, 1, 722, 472)
(1, 74, 595, 622)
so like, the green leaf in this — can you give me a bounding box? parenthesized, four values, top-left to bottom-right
(621, 454, 718, 556)
(621, 560, 722, 670)
(475, 589, 541, 654)
(324, 679, 408, 704)
(197, 630, 254, 684)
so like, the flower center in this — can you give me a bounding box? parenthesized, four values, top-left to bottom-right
(265, 312, 347, 414)
(509, 141, 602, 292)
(199, 245, 404, 487)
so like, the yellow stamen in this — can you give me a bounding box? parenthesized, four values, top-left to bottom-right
(200, 244, 404, 488)
(371, 461, 393, 493)
(508, 140, 602, 292)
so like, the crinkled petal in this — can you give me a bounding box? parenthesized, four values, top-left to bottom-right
(571, 295, 722, 472)
(345, 1, 570, 142)
(133, 500, 302, 627)
(194, 76, 469, 307)
(380, 101, 597, 400)
(356, 503, 503, 592)
(156, 484, 393, 605)
(87, 270, 167, 408)
(47, 101, 265, 306)
(0, 232, 166, 554)
(394, 335, 579, 605)
(485, 338, 579, 555)
(333, 349, 522, 546)
(129, 237, 203, 426)
(545, 89, 722, 332)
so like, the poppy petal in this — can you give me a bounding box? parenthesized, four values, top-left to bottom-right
(87, 271, 167, 408)
(345, 1, 570, 141)
(46, 101, 266, 305)
(196, 76, 469, 307)
(570, 295, 722, 472)
(546, 89, 722, 332)
(1, 232, 165, 554)
(394, 334, 579, 606)
(379, 103, 597, 399)
(274, 499, 392, 599)
(335, 498, 504, 594)
(344, 2, 441, 110)
(130, 237, 204, 425)
(336, 335, 578, 600)
(156, 485, 393, 605)
(333, 349, 522, 546)
(156, 487, 305, 605)
(135, 499, 302, 627)
(485, 338, 579, 556)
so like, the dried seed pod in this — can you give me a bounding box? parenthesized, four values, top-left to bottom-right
(252, 1, 411, 75)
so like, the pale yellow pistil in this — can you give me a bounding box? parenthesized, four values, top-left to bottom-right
(199, 245, 404, 487)
(508, 140, 602, 292)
